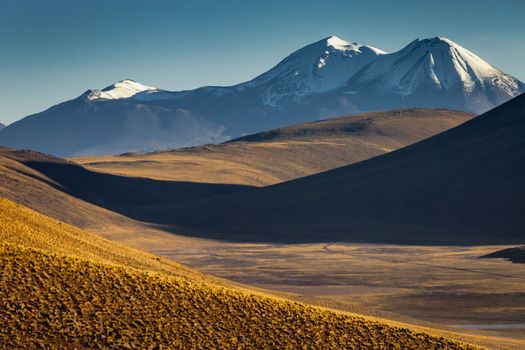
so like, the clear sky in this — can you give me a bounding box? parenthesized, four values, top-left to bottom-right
(1, 0, 524, 125)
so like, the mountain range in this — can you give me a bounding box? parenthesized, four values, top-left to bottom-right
(0, 36, 523, 156)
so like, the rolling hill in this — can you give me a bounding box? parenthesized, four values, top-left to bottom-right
(73, 109, 473, 186)
(0, 145, 255, 256)
(153, 93, 525, 244)
(0, 146, 249, 251)
(481, 246, 525, 264)
(0, 198, 477, 349)
(0, 147, 125, 230)
(3, 94, 523, 245)
(0, 36, 521, 156)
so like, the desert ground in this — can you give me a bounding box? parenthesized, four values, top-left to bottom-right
(71, 107, 525, 348)
(142, 240, 523, 348)
(2, 107, 523, 349)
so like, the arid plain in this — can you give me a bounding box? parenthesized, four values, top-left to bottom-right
(65, 109, 525, 349)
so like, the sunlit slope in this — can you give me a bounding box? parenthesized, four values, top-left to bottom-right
(73, 109, 472, 186)
(0, 199, 477, 349)
(0, 198, 197, 278)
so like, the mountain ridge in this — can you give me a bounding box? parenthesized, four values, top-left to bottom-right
(0, 35, 522, 156)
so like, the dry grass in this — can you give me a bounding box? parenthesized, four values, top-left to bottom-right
(162, 242, 525, 349)
(0, 198, 479, 349)
(0, 198, 198, 279)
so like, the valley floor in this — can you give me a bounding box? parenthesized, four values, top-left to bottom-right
(144, 239, 525, 349)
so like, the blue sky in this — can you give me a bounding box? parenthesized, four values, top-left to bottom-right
(1, 0, 524, 125)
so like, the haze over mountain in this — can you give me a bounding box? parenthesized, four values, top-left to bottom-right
(0, 36, 522, 156)
(157, 93, 525, 244)
(0, 123, 4, 130)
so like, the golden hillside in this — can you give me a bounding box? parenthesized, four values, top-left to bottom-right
(0, 199, 478, 349)
(72, 109, 473, 186)
(0, 198, 198, 279)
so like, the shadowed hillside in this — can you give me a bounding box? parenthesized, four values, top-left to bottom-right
(156, 94, 525, 244)
(0, 147, 253, 231)
(73, 109, 473, 186)
(0, 199, 477, 349)
(3, 98, 522, 244)
(0, 146, 254, 251)
(0, 147, 125, 230)
(481, 246, 525, 264)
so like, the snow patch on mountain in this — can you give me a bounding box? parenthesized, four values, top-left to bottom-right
(87, 79, 156, 101)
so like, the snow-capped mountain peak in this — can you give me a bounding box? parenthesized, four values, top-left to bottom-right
(347, 36, 524, 106)
(2, 35, 522, 157)
(406, 36, 500, 81)
(325, 35, 352, 50)
(87, 79, 156, 101)
(325, 35, 385, 55)
(238, 35, 386, 107)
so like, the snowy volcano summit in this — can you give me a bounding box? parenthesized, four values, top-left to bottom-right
(344, 37, 524, 112)
(236, 36, 385, 107)
(0, 35, 523, 156)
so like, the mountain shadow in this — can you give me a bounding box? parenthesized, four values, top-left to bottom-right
(8, 150, 253, 225)
(152, 94, 525, 245)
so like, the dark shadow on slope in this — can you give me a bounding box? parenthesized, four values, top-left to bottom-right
(5, 94, 525, 245)
(481, 247, 525, 264)
(18, 159, 254, 224)
(125, 94, 525, 245)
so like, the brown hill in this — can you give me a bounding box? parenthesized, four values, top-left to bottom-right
(72, 109, 473, 186)
(155, 94, 525, 244)
(0, 147, 119, 229)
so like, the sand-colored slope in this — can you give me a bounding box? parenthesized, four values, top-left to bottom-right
(0, 198, 477, 349)
(0, 147, 110, 229)
(72, 109, 473, 186)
